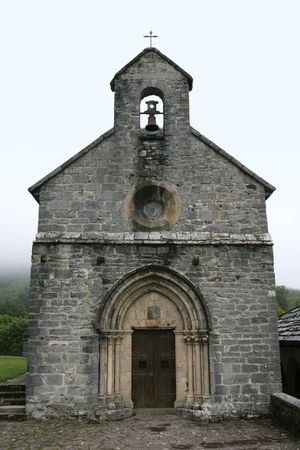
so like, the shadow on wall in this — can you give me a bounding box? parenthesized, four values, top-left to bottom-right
(281, 348, 300, 399)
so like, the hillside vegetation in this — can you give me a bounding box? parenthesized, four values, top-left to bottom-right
(0, 274, 29, 317)
(0, 272, 299, 355)
(0, 274, 29, 356)
(275, 285, 300, 316)
(0, 356, 27, 382)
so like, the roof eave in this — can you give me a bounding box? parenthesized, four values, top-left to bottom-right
(191, 127, 276, 199)
(28, 128, 114, 204)
(279, 339, 300, 346)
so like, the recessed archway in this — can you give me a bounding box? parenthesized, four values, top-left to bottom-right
(140, 87, 164, 130)
(96, 265, 211, 410)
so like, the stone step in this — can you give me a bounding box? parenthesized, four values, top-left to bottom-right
(0, 391, 26, 398)
(0, 384, 26, 392)
(0, 384, 26, 410)
(134, 408, 176, 415)
(0, 398, 25, 406)
(0, 405, 26, 421)
(0, 384, 26, 406)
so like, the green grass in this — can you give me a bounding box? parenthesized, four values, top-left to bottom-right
(0, 356, 27, 383)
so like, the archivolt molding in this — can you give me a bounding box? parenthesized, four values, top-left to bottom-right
(96, 266, 211, 408)
(97, 265, 211, 332)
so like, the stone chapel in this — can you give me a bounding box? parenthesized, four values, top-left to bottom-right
(27, 47, 281, 420)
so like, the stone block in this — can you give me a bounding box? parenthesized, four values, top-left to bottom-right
(27, 48, 279, 421)
(46, 374, 64, 386)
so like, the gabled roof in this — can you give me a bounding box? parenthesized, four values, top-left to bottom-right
(28, 128, 114, 203)
(110, 47, 193, 91)
(278, 306, 300, 343)
(29, 126, 275, 203)
(191, 127, 276, 199)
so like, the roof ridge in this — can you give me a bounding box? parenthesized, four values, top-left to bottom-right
(110, 47, 193, 91)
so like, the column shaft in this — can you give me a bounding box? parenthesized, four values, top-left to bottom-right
(202, 338, 210, 395)
(107, 337, 114, 395)
(114, 338, 121, 395)
(186, 338, 194, 402)
(99, 336, 107, 396)
(194, 338, 201, 396)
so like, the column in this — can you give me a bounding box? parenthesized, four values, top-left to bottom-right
(194, 335, 202, 398)
(98, 335, 107, 399)
(114, 336, 122, 396)
(202, 335, 210, 396)
(107, 336, 114, 396)
(185, 335, 194, 403)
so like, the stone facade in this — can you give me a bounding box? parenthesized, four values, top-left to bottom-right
(27, 48, 281, 420)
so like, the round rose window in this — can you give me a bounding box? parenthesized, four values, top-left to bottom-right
(143, 201, 164, 220)
(125, 182, 181, 230)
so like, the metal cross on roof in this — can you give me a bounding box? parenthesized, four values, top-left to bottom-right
(143, 30, 158, 48)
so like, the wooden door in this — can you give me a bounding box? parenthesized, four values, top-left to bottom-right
(132, 329, 175, 408)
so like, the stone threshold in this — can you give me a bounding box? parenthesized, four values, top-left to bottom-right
(35, 231, 273, 245)
(134, 408, 176, 416)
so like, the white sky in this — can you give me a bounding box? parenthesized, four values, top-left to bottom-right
(0, 0, 299, 288)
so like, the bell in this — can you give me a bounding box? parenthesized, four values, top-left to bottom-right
(143, 100, 160, 131)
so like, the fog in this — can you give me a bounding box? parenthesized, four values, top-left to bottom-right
(0, 0, 299, 287)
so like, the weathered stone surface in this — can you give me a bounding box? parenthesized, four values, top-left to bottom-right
(1, 415, 300, 449)
(27, 47, 280, 420)
(27, 242, 281, 418)
(271, 393, 300, 436)
(34, 231, 273, 244)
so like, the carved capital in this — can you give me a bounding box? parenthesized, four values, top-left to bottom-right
(184, 335, 194, 343)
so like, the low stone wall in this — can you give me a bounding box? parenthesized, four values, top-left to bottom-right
(271, 393, 300, 436)
(178, 401, 269, 422)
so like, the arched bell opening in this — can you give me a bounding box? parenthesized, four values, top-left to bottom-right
(140, 87, 164, 131)
(96, 265, 211, 410)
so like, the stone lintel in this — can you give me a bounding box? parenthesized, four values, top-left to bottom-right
(34, 231, 273, 245)
(99, 330, 132, 336)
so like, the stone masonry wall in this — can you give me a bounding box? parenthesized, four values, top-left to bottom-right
(271, 393, 300, 436)
(36, 130, 268, 236)
(113, 51, 191, 173)
(28, 49, 279, 420)
(36, 50, 269, 237)
(27, 240, 281, 418)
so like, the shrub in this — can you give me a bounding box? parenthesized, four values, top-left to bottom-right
(0, 315, 28, 356)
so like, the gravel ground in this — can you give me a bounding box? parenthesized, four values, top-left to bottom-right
(0, 415, 299, 450)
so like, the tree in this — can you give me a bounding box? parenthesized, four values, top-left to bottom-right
(275, 286, 289, 313)
(0, 315, 28, 356)
(276, 304, 284, 318)
(0, 274, 29, 317)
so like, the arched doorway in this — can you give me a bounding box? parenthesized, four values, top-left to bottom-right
(132, 328, 175, 408)
(96, 266, 211, 410)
